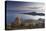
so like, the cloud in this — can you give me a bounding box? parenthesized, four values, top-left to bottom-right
(6, 1, 45, 13)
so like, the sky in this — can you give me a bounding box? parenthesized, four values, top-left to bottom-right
(6, 1, 45, 24)
(6, 1, 45, 13)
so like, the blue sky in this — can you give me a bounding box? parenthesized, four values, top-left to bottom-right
(6, 1, 45, 13)
(6, 1, 45, 24)
(6, 1, 45, 19)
